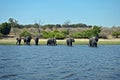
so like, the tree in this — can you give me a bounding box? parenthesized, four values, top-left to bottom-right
(34, 20, 41, 35)
(55, 32, 65, 39)
(92, 26, 101, 36)
(0, 33, 3, 38)
(71, 32, 81, 38)
(19, 30, 31, 37)
(112, 31, 120, 38)
(9, 18, 20, 35)
(0, 22, 11, 35)
(9, 18, 19, 28)
(9, 18, 14, 27)
(42, 31, 49, 39)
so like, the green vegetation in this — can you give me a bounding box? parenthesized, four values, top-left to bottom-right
(70, 26, 101, 38)
(0, 22, 11, 35)
(0, 18, 120, 46)
(0, 18, 119, 39)
(42, 30, 66, 39)
(0, 33, 3, 39)
(0, 39, 120, 45)
(112, 31, 120, 38)
(19, 30, 31, 37)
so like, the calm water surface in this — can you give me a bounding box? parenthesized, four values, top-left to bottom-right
(0, 45, 120, 80)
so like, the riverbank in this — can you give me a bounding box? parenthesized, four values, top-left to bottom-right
(0, 38, 120, 45)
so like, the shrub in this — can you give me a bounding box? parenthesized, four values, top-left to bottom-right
(112, 31, 120, 38)
(55, 32, 65, 39)
(99, 33, 108, 39)
(0, 22, 11, 35)
(19, 30, 31, 37)
(0, 33, 3, 39)
(71, 32, 81, 38)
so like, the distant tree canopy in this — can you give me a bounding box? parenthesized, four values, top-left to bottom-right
(42, 30, 65, 39)
(0, 33, 3, 38)
(11, 23, 92, 29)
(0, 22, 11, 35)
(9, 18, 20, 28)
(71, 26, 101, 38)
(112, 31, 120, 38)
(1, 18, 120, 39)
(19, 30, 31, 37)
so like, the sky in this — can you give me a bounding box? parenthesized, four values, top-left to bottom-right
(0, 0, 120, 27)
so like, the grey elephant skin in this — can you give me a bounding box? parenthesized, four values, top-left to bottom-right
(89, 36, 99, 47)
(24, 36, 32, 45)
(34, 37, 39, 45)
(47, 38, 57, 46)
(66, 38, 75, 46)
(16, 37, 21, 45)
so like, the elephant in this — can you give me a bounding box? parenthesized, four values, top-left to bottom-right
(66, 38, 75, 46)
(34, 36, 39, 45)
(89, 36, 99, 47)
(16, 37, 21, 45)
(47, 38, 57, 46)
(24, 36, 32, 45)
(23, 37, 27, 45)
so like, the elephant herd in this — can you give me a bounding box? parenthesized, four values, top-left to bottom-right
(16, 36, 99, 47)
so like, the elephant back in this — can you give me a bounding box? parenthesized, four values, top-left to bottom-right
(26, 36, 32, 42)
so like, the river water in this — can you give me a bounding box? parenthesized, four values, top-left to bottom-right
(0, 45, 120, 80)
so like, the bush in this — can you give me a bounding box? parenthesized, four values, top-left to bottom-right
(92, 26, 101, 36)
(0, 33, 3, 39)
(0, 22, 11, 35)
(99, 33, 108, 39)
(42, 31, 55, 38)
(55, 32, 65, 39)
(42, 31, 49, 39)
(112, 31, 120, 38)
(19, 30, 31, 37)
(71, 32, 81, 38)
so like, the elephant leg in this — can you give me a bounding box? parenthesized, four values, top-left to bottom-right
(36, 41, 38, 45)
(70, 42, 72, 46)
(47, 41, 50, 46)
(94, 42, 97, 47)
(89, 41, 92, 47)
(18, 41, 20, 45)
(29, 42, 30, 45)
(16, 41, 18, 45)
(67, 42, 69, 46)
(26, 41, 29, 45)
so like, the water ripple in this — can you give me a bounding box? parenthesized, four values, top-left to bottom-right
(0, 74, 18, 79)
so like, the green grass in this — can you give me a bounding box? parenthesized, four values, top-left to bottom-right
(0, 40, 120, 45)
(98, 41, 120, 45)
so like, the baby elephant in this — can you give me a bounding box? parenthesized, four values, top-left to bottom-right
(47, 38, 57, 46)
(66, 38, 75, 46)
(16, 37, 21, 45)
(89, 36, 99, 47)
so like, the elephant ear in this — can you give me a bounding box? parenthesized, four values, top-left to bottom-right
(95, 36, 99, 42)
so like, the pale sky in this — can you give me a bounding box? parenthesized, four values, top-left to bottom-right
(0, 0, 120, 27)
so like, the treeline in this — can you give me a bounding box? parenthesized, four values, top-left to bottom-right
(0, 18, 120, 39)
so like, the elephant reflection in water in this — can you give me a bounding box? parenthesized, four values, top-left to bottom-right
(66, 38, 75, 46)
(47, 38, 57, 46)
(89, 36, 99, 47)
(16, 37, 21, 45)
